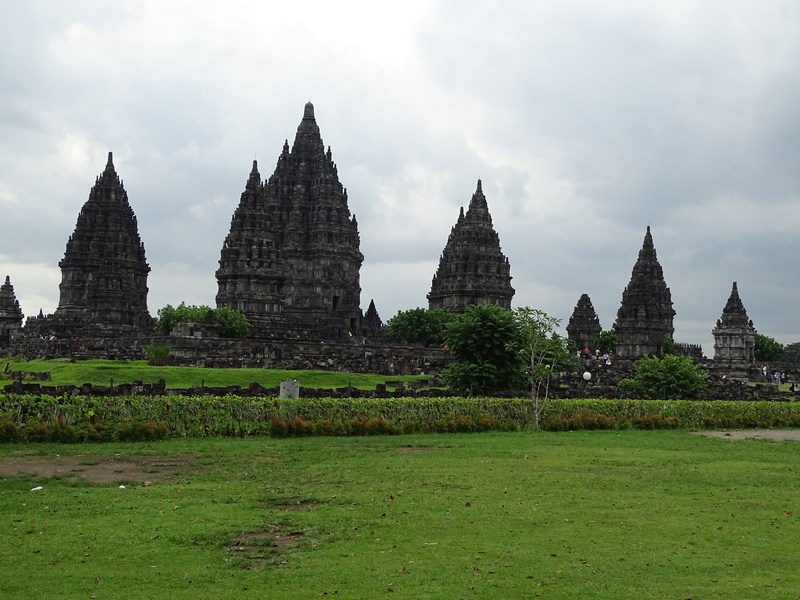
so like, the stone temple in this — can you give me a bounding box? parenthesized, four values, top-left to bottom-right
(613, 226, 675, 359)
(427, 180, 514, 312)
(216, 102, 366, 338)
(0, 275, 24, 345)
(45, 152, 152, 338)
(566, 293, 602, 353)
(712, 282, 757, 377)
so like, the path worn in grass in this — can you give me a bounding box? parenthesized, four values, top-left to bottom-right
(0, 453, 193, 483)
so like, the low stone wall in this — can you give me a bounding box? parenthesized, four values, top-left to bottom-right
(1, 379, 446, 398)
(7, 334, 449, 376)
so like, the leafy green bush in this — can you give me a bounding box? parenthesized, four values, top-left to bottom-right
(755, 334, 784, 362)
(622, 354, 708, 399)
(155, 303, 251, 338)
(595, 329, 616, 353)
(783, 342, 800, 363)
(384, 308, 456, 346)
(146, 345, 171, 360)
(443, 303, 524, 395)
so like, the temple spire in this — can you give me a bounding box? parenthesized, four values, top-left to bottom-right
(246, 160, 261, 190)
(428, 180, 514, 312)
(467, 179, 489, 214)
(0, 274, 24, 347)
(52, 153, 151, 337)
(613, 226, 675, 358)
(712, 281, 756, 376)
(216, 102, 363, 339)
(566, 293, 602, 353)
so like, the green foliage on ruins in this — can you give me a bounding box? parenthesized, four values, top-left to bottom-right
(442, 303, 524, 395)
(662, 334, 676, 355)
(155, 302, 251, 338)
(594, 329, 617, 353)
(783, 341, 800, 363)
(754, 333, 785, 363)
(383, 307, 456, 346)
(618, 354, 708, 400)
(1, 431, 799, 598)
(212, 306, 252, 338)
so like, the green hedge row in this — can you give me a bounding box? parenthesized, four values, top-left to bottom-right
(1, 394, 799, 442)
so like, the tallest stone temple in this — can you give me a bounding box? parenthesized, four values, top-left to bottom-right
(216, 102, 364, 338)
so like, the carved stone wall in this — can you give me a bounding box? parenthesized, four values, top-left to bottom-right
(711, 282, 756, 377)
(48, 152, 152, 338)
(613, 227, 675, 359)
(566, 293, 602, 353)
(216, 103, 364, 339)
(0, 275, 24, 347)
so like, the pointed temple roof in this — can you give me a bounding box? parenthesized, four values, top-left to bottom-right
(427, 179, 514, 312)
(566, 293, 602, 351)
(246, 159, 262, 190)
(362, 298, 383, 337)
(0, 275, 24, 323)
(53, 151, 152, 336)
(0, 275, 24, 346)
(712, 281, 757, 373)
(216, 103, 364, 338)
(613, 226, 675, 358)
(717, 281, 752, 328)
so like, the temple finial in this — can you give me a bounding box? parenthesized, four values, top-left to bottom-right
(104, 151, 115, 174)
(303, 101, 315, 120)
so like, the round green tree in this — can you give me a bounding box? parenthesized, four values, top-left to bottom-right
(442, 303, 524, 395)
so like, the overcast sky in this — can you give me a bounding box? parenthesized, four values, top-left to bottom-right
(1, 1, 798, 354)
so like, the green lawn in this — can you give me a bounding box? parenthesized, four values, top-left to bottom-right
(1, 358, 429, 390)
(1, 430, 798, 598)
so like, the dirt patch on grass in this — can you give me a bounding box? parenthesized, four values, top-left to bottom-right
(693, 429, 800, 442)
(228, 525, 305, 568)
(0, 453, 194, 484)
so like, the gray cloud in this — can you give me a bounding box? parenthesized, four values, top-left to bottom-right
(1, 0, 798, 355)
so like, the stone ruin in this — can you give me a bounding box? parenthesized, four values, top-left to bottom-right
(566, 293, 602, 354)
(25, 152, 152, 340)
(2, 104, 786, 382)
(613, 226, 676, 359)
(0, 275, 24, 346)
(216, 102, 367, 340)
(427, 179, 514, 312)
(711, 281, 757, 378)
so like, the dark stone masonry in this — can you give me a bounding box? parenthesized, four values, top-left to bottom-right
(25, 153, 152, 340)
(613, 226, 676, 359)
(2, 103, 785, 382)
(0, 276, 24, 346)
(566, 293, 602, 354)
(711, 282, 757, 377)
(216, 103, 366, 339)
(427, 180, 514, 312)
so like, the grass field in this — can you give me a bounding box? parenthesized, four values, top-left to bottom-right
(1, 430, 798, 599)
(1, 358, 429, 390)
